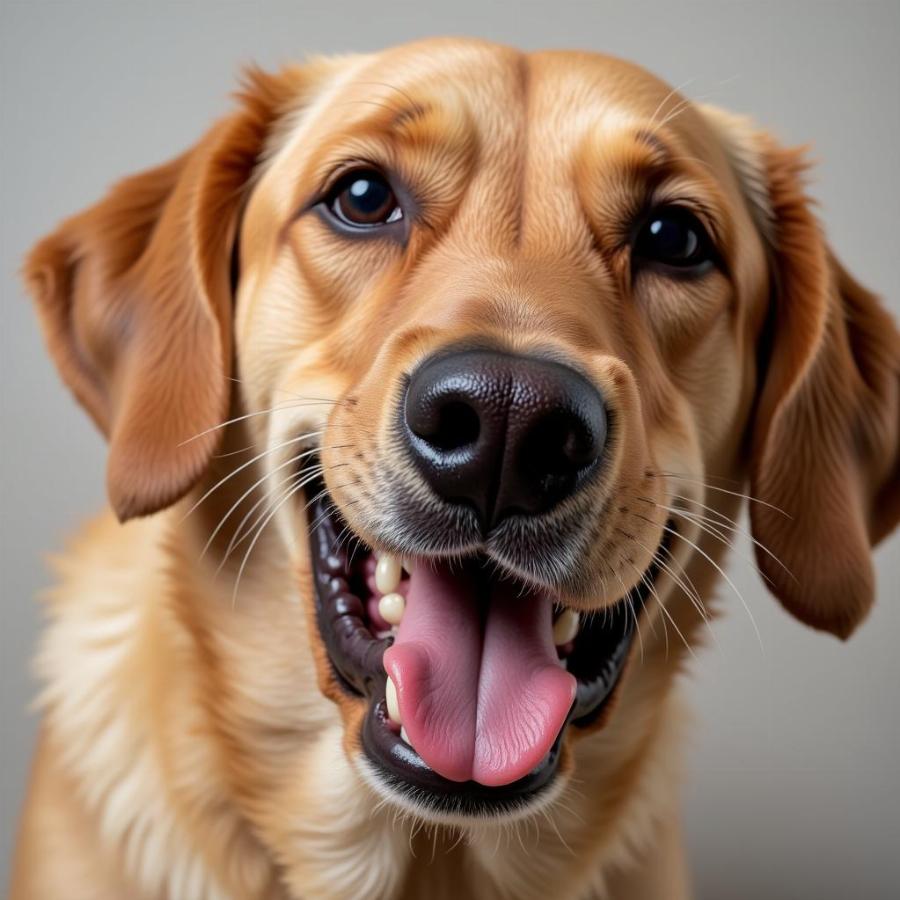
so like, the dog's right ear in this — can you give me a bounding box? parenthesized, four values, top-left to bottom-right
(23, 65, 328, 521)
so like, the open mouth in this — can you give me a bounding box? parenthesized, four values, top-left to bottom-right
(307, 474, 672, 816)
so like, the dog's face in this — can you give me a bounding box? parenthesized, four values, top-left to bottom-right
(233, 44, 773, 813)
(26, 35, 899, 857)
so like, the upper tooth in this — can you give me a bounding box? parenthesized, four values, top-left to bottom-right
(401, 557, 415, 574)
(553, 609, 580, 646)
(385, 676, 402, 724)
(375, 555, 402, 594)
(378, 592, 405, 626)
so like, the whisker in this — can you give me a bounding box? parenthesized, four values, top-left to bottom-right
(610, 557, 645, 664)
(213, 443, 266, 459)
(201, 446, 339, 559)
(178, 402, 332, 447)
(664, 494, 796, 581)
(226, 375, 341, 405)
(222, 464, 354, 569)
(217, 468, 312, 573)
(618, 560, 660, 642)
(643, 500, 783, 600)
(655, 87, 721, 130)
(181, 431, 323, 521)
(648, 76, 696, 130)
(623, 555, 695, 660)
(630, 585, 645, 663)
(231, 467, 330, 605)
(656, 96, 694, 130)
(211, 419, 375, 460)
(656, 471, 791, 517)
(306, 487, 361, 535)
(621, 523, 719, 650)
(662, 521, 764, 655)
(539, 806, 574, 856)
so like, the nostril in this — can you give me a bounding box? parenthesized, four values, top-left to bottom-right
(427, 400, 480, 451)
(520, 410, 604, 480)
(407, 390, 481, 454)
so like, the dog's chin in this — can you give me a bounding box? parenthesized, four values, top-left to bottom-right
(302, 471, 673, 824)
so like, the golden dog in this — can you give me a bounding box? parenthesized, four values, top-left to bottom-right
(12, 38, 899, 900)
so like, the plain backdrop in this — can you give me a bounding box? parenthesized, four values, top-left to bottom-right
(2, 1, 898, 897)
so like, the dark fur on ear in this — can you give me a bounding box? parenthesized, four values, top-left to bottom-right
(23, 65, 317, 521)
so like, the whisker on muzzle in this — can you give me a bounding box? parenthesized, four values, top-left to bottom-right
(661, 494, 796, 582)
(178, 399, 336, 448)
(225, 461, 356, 568)
(663, 518, 765, 655)
(181, 430, 324, 522)
(230, 465, 344, 606)
(202, 444, 354, 560)
(654, 470, 791, 518)
(618, 522, 720, 651)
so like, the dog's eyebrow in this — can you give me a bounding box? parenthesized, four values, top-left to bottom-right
(340, 94, 431, 137)
(344, 80, 431, 132)
(633, 128, 672, 163)
(390, 101, 430, 130)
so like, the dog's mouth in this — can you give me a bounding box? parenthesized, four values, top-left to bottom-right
(306, 473, 672, 816)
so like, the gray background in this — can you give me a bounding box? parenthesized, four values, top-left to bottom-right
(2, 1, 898, 897)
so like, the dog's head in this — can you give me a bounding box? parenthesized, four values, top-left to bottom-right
(25, 40, 899, 828)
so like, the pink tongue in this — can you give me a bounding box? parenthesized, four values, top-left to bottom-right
(382, 562, 576, 786)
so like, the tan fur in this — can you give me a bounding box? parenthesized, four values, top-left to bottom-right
(12, 39, 899, 899)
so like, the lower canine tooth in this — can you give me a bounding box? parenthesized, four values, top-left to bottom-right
(385, 676, 402, 725)
(400, 726, 411, 745)
(378, 592, 405, 626)
(553, 609, 580, 646)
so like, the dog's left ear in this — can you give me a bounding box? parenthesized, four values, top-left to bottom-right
(703, 106, 900, 639)
(23, 66, 317, 521)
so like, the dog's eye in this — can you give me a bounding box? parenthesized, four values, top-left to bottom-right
(633, 207, 713, 271)
(327, 169, 403, 228)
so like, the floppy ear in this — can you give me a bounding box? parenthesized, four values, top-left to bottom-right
(704, 106, 900, 639)
(23, 66, 315, 521)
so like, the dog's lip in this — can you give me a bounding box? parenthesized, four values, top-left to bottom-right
(305, 471, 673, 812)
(360, 691, 566, 813)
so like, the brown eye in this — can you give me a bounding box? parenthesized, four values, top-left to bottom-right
(328, 169, 402, 228)
(633, 206, 714, 272)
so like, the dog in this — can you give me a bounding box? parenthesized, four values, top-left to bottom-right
(11, 37, 899, 900)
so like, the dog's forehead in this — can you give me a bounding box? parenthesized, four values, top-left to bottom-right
(263, 42, 718, 184)
(243, 40, 738, 271)
(359, 40, 686, 120)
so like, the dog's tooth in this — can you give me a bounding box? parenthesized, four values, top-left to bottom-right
(375, 555, 402, 594)
(401, 557, 415, 575)
(385, 676, 402, 725)
(400, 726, 411, 746)
(378, 592, 405, 626)
(553, 609, 580, 646)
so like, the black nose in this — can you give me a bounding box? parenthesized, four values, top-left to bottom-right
(403, 349, 607, 528)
